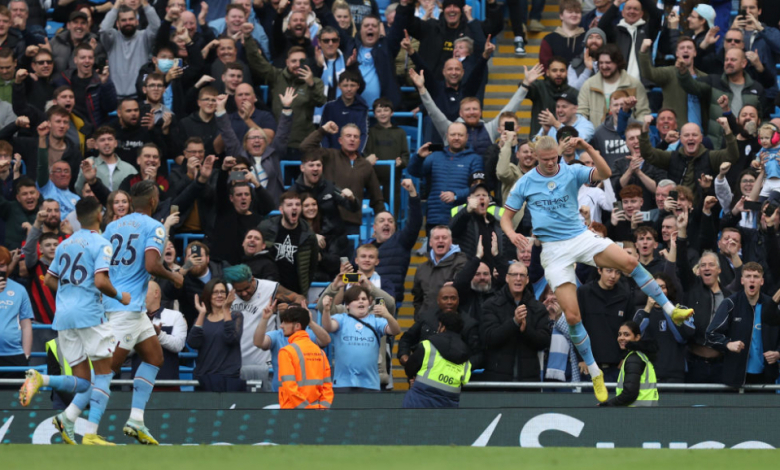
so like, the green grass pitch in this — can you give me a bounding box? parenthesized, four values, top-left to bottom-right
(2, 445, 780, 470)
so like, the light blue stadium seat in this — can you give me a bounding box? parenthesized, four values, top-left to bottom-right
(46, 22, 63, 38)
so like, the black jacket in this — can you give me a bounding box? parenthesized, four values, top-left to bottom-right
(707, 291, 780, 387)
(343, 28, 405, 110)
(167, 167, 219, 236)
(602, 340, 658, 406)
(258, 216, 319, 296)
(449, 207, 512, 267)
(480, 285, 551, 382)
(174, 112, 219, 157)
(398, 308, 482, 368)
(634, 306, 694, 382)
(241, 251, 280, 283)
(598, 0, 661, 87)
(578, 279, 635, 365)
(451, 254, 506, 324)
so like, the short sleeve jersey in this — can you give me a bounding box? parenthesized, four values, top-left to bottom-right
(102, 213, 166, 313)
(504, 163, 595, 242)
(48, 229, 112, 330)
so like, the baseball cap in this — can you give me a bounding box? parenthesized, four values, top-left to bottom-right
(69, 11, 89, 22)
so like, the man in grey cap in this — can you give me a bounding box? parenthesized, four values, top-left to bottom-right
(51, 11, 107, 75)
(568, 27, 605, 90)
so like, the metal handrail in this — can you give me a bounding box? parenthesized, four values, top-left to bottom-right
(463, 381, 774, 391)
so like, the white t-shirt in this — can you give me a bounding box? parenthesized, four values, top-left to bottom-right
(231, 279, 279, 367)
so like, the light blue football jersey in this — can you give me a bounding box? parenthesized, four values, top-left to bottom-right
(48, 229, 113, 331)
(102, 213, 166, 313)
(504, 163, 595, 242)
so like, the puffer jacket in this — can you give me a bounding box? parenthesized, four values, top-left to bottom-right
(407, 147, 484, 225)
(677, 69, 765, 148)
(366, 195, 423, 303)
(50, 29, 107, 75)
(480, 284, 551, 382)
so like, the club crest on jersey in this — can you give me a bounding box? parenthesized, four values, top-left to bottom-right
(547, 181, 557, 192)
(156, 227, 166, 238)
(103, 246, 113, 256)
(6, 291, 14, 297)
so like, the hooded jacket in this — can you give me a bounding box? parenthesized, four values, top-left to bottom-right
(707, 291, 780, 388)
(480, 284, 551, 382)
(174, 111, 219, 157)
(407, 147, 484, 225)
(539, 26, 585, 69)
(412, 246, 468, 319)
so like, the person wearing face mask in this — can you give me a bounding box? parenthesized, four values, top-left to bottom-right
(135, 40, 205, 118)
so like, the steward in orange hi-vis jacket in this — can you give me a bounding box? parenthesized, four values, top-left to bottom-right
(277, 307, 334, 409)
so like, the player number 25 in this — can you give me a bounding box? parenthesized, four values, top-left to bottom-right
(110, 233, 140, 266)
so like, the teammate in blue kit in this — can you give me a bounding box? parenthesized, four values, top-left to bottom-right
(102, 180, 191, 445)
(19, 197, 131, 446)
(500, 135, 693, 403)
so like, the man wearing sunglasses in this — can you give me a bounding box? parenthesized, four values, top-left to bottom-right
(11, 49, 54, 112)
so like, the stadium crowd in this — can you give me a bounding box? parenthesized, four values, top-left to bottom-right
(2, 0, 780, 400)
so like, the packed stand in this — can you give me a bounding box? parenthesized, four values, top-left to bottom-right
(1, 0, 780, 403)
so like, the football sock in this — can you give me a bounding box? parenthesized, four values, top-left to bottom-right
(46, 376, 91, 395)
(630, 264, 674, 315)
(568, 321, 600, 377)
(130, 362, 159, 423)
(85, 373, 113, 433)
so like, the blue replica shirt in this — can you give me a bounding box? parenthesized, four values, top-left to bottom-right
(358, 46, 380, 110)
(747, 304, 764, 375)
(0, 279, 34, 356)
(267, 328, 319, 391)
(504, 163, 595, 242)
(760, 147, 780, 179)
(330, 313, 388, 390)
(102, 213, 166, 313)
(49, 229, 112, 331)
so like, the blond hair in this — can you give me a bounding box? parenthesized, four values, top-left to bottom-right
(530, 135, 558, 153)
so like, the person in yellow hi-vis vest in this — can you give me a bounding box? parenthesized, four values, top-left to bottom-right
(403, 312, 471, 408)
(600, 321, 659, 407)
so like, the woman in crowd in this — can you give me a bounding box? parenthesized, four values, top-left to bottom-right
(187, 279, 244, 392)
(101, 190, 132, 230)
(600, 321, 659, 407)
(301, 193, 350, 281)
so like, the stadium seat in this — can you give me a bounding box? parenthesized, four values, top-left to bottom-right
(173, 233, 205, 252)
(45, 22, 63, 39)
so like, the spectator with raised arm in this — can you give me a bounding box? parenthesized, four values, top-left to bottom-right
(216, 89, 293, 204)
(99, 0, 161, 99)
(409, 63, 536, 156)
(51, 11, 107, 76)
(53, 43, 117, 128)
(300, 121, 384, 234)
(597, 0, 662, 86)
(74, 126, 137, 195)
(527, 56, 579, 136)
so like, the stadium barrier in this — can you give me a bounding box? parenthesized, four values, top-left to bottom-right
(2, 391, 780, 447)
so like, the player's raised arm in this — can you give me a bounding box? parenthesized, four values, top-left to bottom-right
(145, 249, 185, 289)
(573, 137, 611, 181)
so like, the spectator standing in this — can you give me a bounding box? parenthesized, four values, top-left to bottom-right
(319, 71, 368, 150)
(407, 125, 484, 232)
(568, 28, 605, 90)
(537, 92, 595, 145)
(320, 284, 401, 391)
(239, 229, 280, 281)
(74, 126, 138, 195)
(54, 44, 118, 128)
(578, 44, 650, 127)
(99, 1, 161, 99)
(480, 262, 551, 382)
(411, 225, 469, 319)
(539, 0, 585, 67)
(188, 279, 245, 392)
(51, 11, 107, 76)
(527, 57, 579, 136)
(0, 177, 39, 251)
(707, 263, 780, 387)
(363, 97, 409, 213)
(0, 245, 33, 378)
(365, 180, 422, 304)
(597, 0, 661, 85)
(300, 121, 384, 233)
(258, 191, 319, 297)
